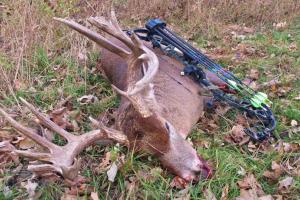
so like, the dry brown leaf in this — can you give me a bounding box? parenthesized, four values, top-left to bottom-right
(273, 22, 287, 31)
(0, 141, 19, 167)
(259, 195, 273, 200)
(236, 189, 258, 200)
(263, 161, 283, 181)
(125, 177, 139, 198)
(257, 79, 280, 90)
(21, 180, 41, 200)
(49, 107, 73, 131)
(18, 137, 36, 149)
(77, 95, 98, 105)
(224, 125, 249, 144)
(0, 129, 15, 141)
(273, 195, 283, 200)
(274, 141, 300, 153)
(90, 192, 99, 200)
(249, 69, 259, 80)
(293, 94, 300, 100)
(137, 167, 162, 183)
(14, 79, 26, 91)
(96, 152, 112, 173)
(221, 184, 229, 200)
(288, 42, 297, 51)
(237, 174, 265, 196)
(174, 188, 190, 200)
(236, 114, 247, 126)
(275, 86, 292, 97)
(170, 176, 188, 189)
(60, 193, 78, 200)
(278, 177, 294, 191)
(204, 188, 217, 200)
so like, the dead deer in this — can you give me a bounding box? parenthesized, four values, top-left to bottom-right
(0, 10, 213, 182)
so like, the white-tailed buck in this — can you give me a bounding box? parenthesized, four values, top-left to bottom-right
(0, 10, 213, 182)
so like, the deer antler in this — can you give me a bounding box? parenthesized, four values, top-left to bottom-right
(0, 98, 128, 181)
(54, 9, 159, 118)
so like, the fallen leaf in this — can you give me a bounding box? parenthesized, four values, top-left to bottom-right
(0, 129, 15, 141)
(90, 192, 99, 200)
(237, 167, 246, 176)
(237, 174, 265, 196)
(18, 137, 36, 150)
(236, 189, 258, 200)
(221, 184, 229, 200)
(21, 180, 40, 200)
(275, 86, 292, 97)
(290, 120, 298, 127)
(125, 177, 139, 198)
(224, 125, 249, 144)
(174, 187, 190, 200)
(0, 141, 19, 167)
(293, 94, 300, 100)
(60, 193, 78, 200)
(204, 188, 217, 200)
(257, 79, 280, 90)
(14, 79, 26, 91)
(278, 177, 293, 191)
(273, 195, 283, 200)
(77, 95, 98, 105)
(170, 176, 188, 189)
(137, 167, 162, 183)
(273, 22, 287, 31)
(288, 42, 297, 51)
(274, 141, 300, 153)
(96, 152, 112, 173)
(107, 162, 118, 182)
(249, 69, 259, 80)
(263, 161, 282, 181)
(49, 107, 73, 131)
(259, 195, 273, 200)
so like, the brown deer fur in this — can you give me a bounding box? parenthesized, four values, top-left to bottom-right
(99, 39, 212, 180)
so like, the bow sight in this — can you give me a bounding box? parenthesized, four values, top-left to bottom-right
(130, 19, 276, 141)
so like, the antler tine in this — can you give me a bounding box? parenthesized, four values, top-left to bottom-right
(14, 150, 51, 161)
(53, 17, 131, 59)
(0, 107, 57, 150)
(19, 97, 75, 142)
(55, 11, 160, 118)
(1, 97, 128, 181)
(128, 43, 159, 95)
(88, 16, 135, 51)
(89, 117, 129, 146)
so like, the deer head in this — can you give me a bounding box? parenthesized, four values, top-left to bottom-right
(54, 10, 212, 181)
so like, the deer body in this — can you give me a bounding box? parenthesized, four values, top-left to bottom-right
(100, 40, 206, 138)
(98, 37, 212, 180)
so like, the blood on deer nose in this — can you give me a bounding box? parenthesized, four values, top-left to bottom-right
(197, 155, 213, 179)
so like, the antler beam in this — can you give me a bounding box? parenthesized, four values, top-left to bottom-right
(54, 9, 159, 118)
(0, 98, 128, 181)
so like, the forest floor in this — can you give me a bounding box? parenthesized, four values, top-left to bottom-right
(0, 1, 299, 199)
